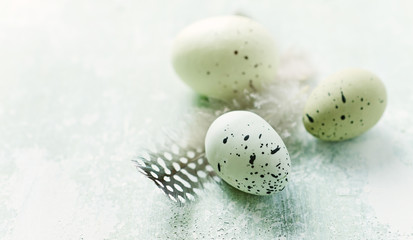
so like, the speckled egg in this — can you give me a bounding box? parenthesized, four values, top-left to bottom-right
(303, 68, 387, 141)
(205, 111, 290, 195)
(172, 15, 278, 100)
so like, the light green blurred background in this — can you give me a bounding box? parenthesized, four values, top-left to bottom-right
(1, 0, 413, 239)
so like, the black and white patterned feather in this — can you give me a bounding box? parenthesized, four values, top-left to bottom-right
(133, 144, 220, 204)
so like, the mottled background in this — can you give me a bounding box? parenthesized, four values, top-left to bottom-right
(1, 0, 413, 239)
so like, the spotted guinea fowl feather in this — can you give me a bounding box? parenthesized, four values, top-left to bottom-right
(133, 143, 220, 204)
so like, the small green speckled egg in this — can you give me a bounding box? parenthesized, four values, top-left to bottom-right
(303, 69, 387, 141)
(205, 111, 290, 195)
(172, 15, 277, 100)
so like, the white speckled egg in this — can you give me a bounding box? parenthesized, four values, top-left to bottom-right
(172, 15, 278, 100)
(303, 68, 387, 141)
(205, 111, 290, 195)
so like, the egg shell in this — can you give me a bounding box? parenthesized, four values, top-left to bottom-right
(303, 68, 387, 141)
(205, 111, 290, 195)
(172, 15, 278, 100)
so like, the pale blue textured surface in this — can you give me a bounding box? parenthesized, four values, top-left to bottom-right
(1, 1, 413, 239)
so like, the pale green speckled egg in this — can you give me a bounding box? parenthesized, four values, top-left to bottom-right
(172, 15, 277, 100)
(303, 69, 387, 141)
(205, 111, 290, 195)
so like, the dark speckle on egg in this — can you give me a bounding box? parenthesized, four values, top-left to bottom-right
(271, 145, 281, 154)
(249, 153, 256, 165)
(249, 79, 256, 91)
(341, 91, 346, 103)
(306, 114, 314, 123)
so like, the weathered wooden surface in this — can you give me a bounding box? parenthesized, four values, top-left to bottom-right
(1, 1, 413, 239)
